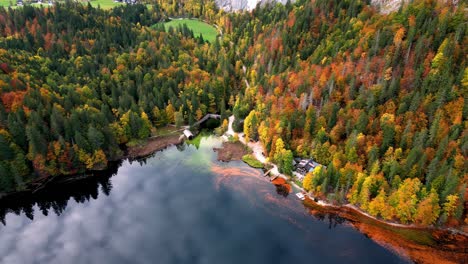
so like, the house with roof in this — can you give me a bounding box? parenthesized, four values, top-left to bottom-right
(295, 159, 323, 176)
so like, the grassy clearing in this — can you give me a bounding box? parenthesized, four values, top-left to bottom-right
(242, 154, 264, 169)
(0, 0, 16, 7)
(154, 126, 180, 137)
(126, 138, 145, 147)
(88, 0, 123, 10)
(157, 19, 218, 43)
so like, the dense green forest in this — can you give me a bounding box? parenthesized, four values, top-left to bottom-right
(0, 1, 237, 186)
(0, 0, 466, 227)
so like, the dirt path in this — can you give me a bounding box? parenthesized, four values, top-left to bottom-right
(226, 115, 288, 180)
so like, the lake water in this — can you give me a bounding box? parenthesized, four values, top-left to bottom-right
(0, 136, 410, 264)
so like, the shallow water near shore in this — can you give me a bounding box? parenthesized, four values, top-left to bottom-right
(0, 135, 410, 264)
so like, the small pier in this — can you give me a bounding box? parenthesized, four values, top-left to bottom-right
(263, 168, 273, 177)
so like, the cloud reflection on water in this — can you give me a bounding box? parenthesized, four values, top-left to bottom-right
(0, 137, 408, 264)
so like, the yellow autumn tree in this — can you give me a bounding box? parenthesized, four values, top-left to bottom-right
(303, 171, 314, 191)
(243, 110, 258, 142)
(389, 178, 421, 223)
(196, 108, 204, 121)
(368, 189, 388, 218)
(139, 112, 152, 139)
(91, 150, 108, 170)
(414, 190, 440, 226)
(348, 172, 367, 205)
(443, 194, 459, 219)
(165, 103, 175, 123)
(358, 176, 373, 210)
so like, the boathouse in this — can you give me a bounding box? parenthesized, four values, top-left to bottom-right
(183, 129, 194, 140)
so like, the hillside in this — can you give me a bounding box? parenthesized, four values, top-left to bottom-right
(0, 0, 466, 229)
(228, 0, 467, 227)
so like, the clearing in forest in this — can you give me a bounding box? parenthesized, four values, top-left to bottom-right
(159, 19, 218, 43)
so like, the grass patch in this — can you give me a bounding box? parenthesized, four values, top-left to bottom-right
(126, 139, 146, 147)
(186, 130, 210, 148)
(228, 134, 240, 143)
(154, 126, 180, 137)
(242, 154, 264, 169)
(0, 0, 14, 7)
(294, 180, 303, 188)
(88, 0, 123, 10)
(155, 19, 218, 43)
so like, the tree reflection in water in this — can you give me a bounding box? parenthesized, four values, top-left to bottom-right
(275, 184, 290, 197)
(0, 142, 192, 226)
(0, 161, 121, 226)
(307, 210, 346, 229)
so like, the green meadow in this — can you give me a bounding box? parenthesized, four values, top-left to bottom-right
(88, 0, 123, 10)
(159, 19, 218, 43)
(0, 0, 15, 7)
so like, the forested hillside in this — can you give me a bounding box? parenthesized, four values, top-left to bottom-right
(0, 2, 238, 189)
(0, 0, 466, 227)
(231, 0, 467, 226)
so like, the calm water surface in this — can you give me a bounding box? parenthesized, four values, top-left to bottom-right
(0, 136, 410, 264)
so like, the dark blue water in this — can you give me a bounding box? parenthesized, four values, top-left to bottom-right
(0, 136, 410, 264)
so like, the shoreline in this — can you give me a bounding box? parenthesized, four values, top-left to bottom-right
(224, 115, 468, 236)
(0, 132, 186, 201)
(302, 197, 468, 264)
(222, 115, 468, 263)
(1, 123, 467, 263)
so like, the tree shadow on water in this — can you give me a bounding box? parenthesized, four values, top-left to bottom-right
(275, 184, 290, 197)
(0, 161, 120, 226)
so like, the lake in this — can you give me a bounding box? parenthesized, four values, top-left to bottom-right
(0, 135, 410, 264)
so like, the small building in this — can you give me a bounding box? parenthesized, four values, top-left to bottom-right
(183, 129, 194, 140)
(296, 192, 305, 200)
(295, 159, 322, 175)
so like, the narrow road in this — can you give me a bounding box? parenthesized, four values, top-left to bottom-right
(225, 115, 288, 180)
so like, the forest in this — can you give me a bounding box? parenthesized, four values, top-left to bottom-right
(0, 1, 238, 186)
(0, 0, 466, 227)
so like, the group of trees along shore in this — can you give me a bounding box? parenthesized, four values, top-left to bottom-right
(0, 0, 466, 227)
